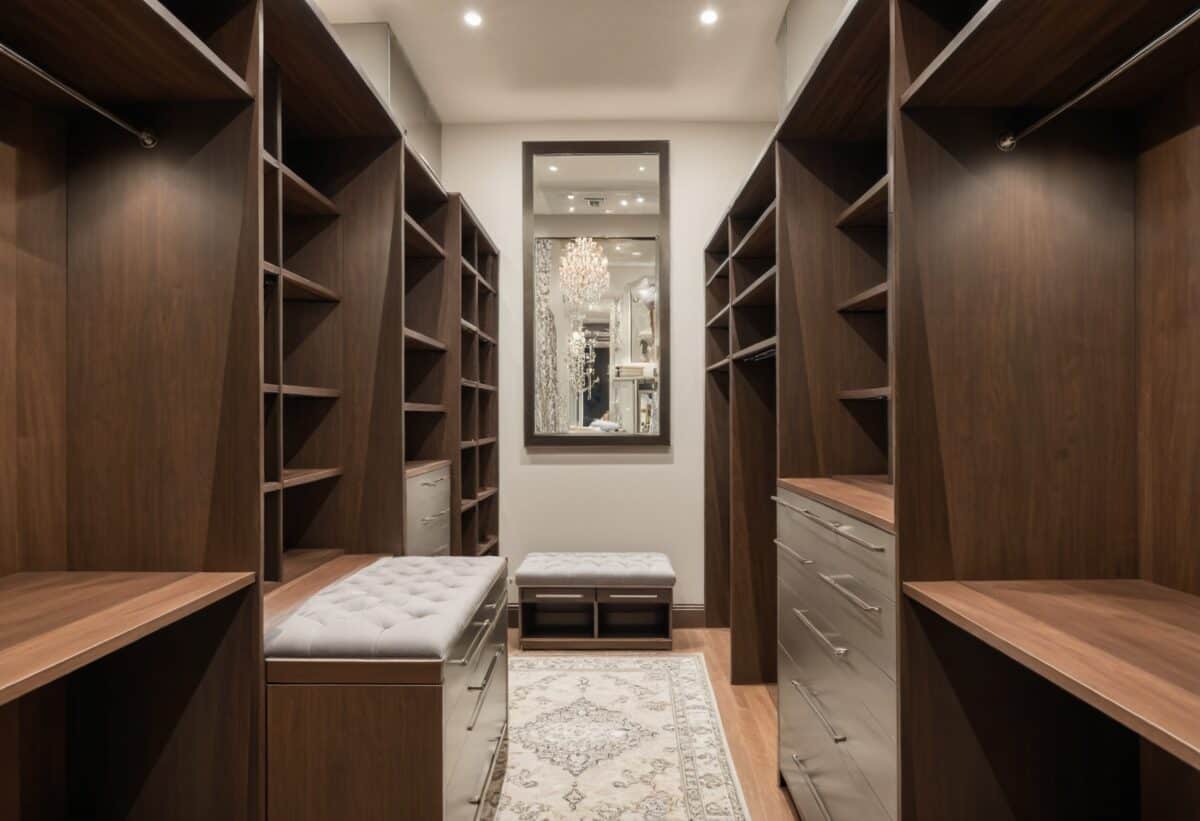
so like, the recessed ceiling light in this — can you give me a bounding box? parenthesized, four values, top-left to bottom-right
(615, 245, 623, 251)
(700, 8, 719, 25)
(568, 206, 575, 213)
(638, 165, 646, 172)
(633, 251, 643, 256)
(620, 199, 629, 207)
(636, 195, 645, 204)
(605, 209, 614, 214)
(567, 193, 575, 200)
(548, 164, 559, 172)
(463, 10, 483, 27)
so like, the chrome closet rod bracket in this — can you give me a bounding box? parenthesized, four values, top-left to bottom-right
(997, 7, 1200, 152)
(0, 42, 158, 149)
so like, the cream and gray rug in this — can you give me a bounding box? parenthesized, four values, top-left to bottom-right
(481, 654, 750, 820)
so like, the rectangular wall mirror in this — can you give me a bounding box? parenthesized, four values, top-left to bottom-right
(523, 140, 670, 446)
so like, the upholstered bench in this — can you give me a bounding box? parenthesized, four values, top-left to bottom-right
(263, 555, 508, 821)
(514, 552, 676, 650)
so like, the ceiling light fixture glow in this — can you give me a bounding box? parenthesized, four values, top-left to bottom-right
(638, 165, 646, 172)
(567, 193, 575, 200)
(636, 195, 645, 204)
(700, 8, 719, 25)
(568, 206, 575, 212)
(463, 10, 483, 27)
(620, 199, 629, 207)
(548, 164, 559, 172)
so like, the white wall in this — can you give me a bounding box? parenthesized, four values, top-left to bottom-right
(441, 122, 772, 603)
(776, 0, 852, 109)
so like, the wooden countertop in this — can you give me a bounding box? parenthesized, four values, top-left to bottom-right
(904, 579, 1200, 769)
(777, 475, 894, 532)
(0, 571, 254, 707)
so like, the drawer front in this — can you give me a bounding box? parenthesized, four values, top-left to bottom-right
(779, 542, 895, 679)
(406, 467, 451, 556)
(778, 646, 891, 821)
(520, 586, 596, 603)
(776, 490, 894, 602)
(445, 579, 508, 776)
(597, 587, 671, 604)
(445, 726, 503, 821)
(778, 553, 896, 740)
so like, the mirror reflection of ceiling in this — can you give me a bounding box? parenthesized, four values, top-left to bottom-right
(549, 238, 657, 323)
(533, 155, 660, 216)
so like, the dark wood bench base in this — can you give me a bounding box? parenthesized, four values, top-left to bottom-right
(518, 586, 673, 650)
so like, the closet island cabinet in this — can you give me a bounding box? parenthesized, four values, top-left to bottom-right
(1, 1, 500, 818)
(705, 0, 1200, 818)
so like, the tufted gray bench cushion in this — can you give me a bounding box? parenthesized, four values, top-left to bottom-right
(514, 552, 676, 587)
(265, 555, 506, 660)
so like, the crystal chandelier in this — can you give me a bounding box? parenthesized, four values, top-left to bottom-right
(559, 237, 609, 322)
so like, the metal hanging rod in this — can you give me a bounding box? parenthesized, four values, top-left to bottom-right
(0, 42, 157, 149)
(998, 5, 1200, 152)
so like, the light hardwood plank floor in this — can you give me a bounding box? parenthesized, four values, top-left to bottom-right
(508, 627, 800, 820)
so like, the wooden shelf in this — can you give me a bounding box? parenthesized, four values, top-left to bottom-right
(280, 548, 345, 584)
(281, 164, 339, 217)
(263, 152, 280, 169)
(476, 486, 498, 502)
(732, 266, 778, 307)
(264, 264, 340, 302)
(838, 386, 891, 400)
(461, 318, 480, 335)
(461, 498, 477, 513)
(268, 384, 341, 399)
(731, 200, 778, 260)
(264, 480, 283, 493)
(731, 337, 778, 362)
(706, 258, 730, 287)
(778, 475, 894, 533)
(706, 304, 731, 328)
(478, 275, 497, 295)
(281, 467, 344, 489)
(404, 327, 448, 352)
(707, 358, 730, 372)
(461, 379, 479, 390)
(404, 459, 450, 478)
(478, 329, 497, 345)
(462, 258, 482, 280)
(264, 0, 400, 139)
(836, 174, 889, 228)
(477, 382, 497, 393)
(900, 0, 1200, 110)
(0, 3, 253, 106)
(404, 213, 446, 259)
(404, 402, 447, 413)
(776, 0, 890, 141)
(461, 440, 477, 450)
(837, 282, 889, 313)
(0, 571, 254, 707)
(477, 436, 498, 446)
(903, 579, 1200, 770)
(477, 536, 499, 555)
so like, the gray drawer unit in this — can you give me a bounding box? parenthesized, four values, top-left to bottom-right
(775, 489, 894, 601)
(406, 461, 451, 556)
(778, 538, 896, 679)
(778, 545, 896, 739)
(778, 644, 890, 821)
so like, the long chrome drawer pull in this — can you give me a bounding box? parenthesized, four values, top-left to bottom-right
(791, 754, 834, 821)
(773, 496, 887, 553)
(834, 525, 887, 554)
(774, 538, 814, 565)
(468, 736, 503, 805)
(450, 618, 492, 666)
(791, 680, 846, 743)
(792, 608, 848, 658)
(818, 572, 881, 613)
(467, 649, 503, 730)
(421, 508, 450, 524)
(607, 593, 661, 600)
(533, 592, 585, 599)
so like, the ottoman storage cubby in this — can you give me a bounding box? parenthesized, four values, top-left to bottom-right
(515, 552, 676, 650)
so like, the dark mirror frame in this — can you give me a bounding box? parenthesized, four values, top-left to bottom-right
(523, 140, 671, 447)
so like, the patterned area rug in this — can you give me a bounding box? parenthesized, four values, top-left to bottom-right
(481, 654, 750, 820)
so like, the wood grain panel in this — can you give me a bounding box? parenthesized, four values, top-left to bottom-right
(892, 107, 1137, 583)
(335, 143, 406, 554)
(0, 680, 66, 820)
(728, 360, 777, 684)
(267, 684, 442, 821)
(0, 92, 67, 575)
(67, 101, 261, 573)
(1137, 69, 1200, 597)
(704, 372, 731, 627)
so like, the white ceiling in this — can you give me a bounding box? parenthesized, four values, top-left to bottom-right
(316, 0, 788, 124)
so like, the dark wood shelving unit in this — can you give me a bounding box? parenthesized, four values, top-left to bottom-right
(836, 173, 889, 228)
(731, 266, 778, 307)
(0, 2, 265, 815)
(281, 163, 340, 217)
(837, 281, 888, 312)
(403, 327, 448, 351)
(838, 386, 891, 401)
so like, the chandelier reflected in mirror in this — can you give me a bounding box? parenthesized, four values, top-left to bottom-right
(559, 236, 610, 323)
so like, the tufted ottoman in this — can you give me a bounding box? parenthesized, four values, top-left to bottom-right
(514, 552, 676, 650)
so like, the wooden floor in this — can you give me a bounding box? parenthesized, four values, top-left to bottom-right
(508, 627, 800, 820)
